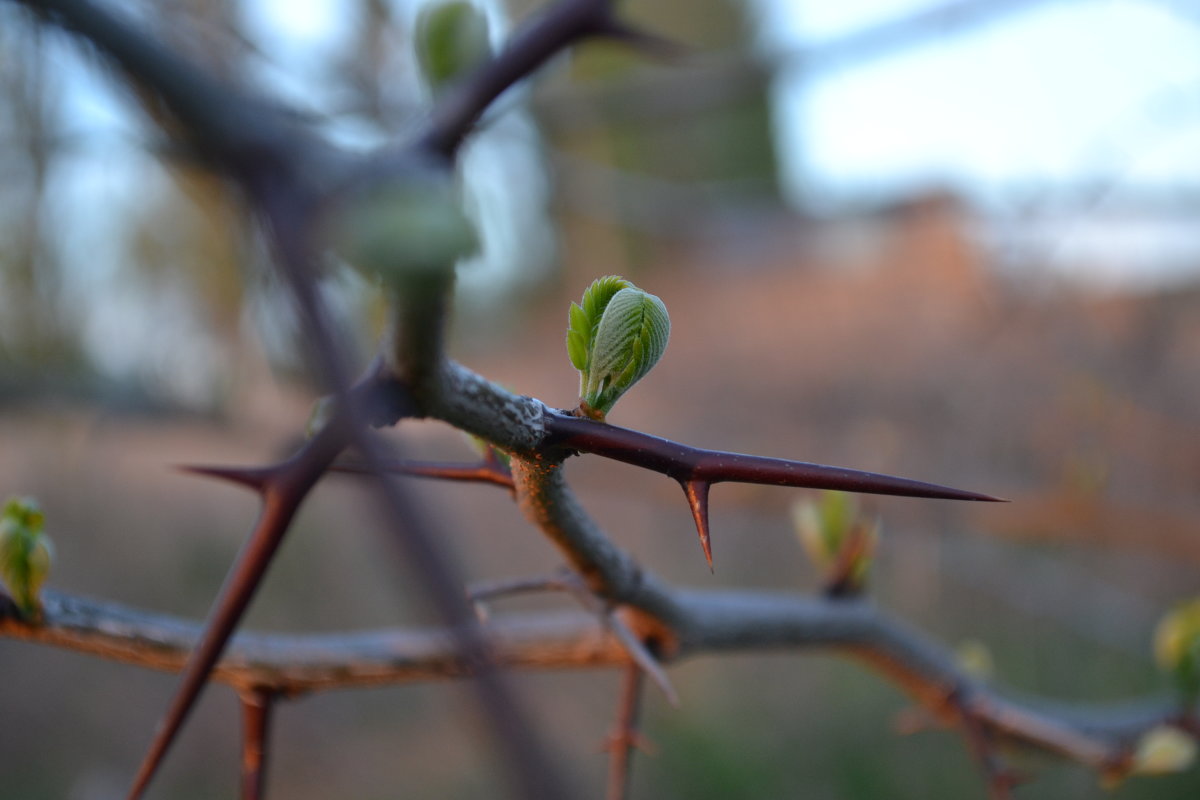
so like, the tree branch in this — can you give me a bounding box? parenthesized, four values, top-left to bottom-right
(0, 589, 626, 692)
(416, 0, 618, 158)
(2, 586, 1189, 781)
(425, 362, 998, 571)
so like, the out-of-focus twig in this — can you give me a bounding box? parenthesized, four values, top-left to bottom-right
(239, 687, 275, 800)
(605, 663, 647, 800)
(2, 584, 1192, 784)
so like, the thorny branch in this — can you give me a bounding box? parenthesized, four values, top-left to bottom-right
(542, 409, 999, 569)
(4, 0, 1198, 798)
(125, 406, 355, 800)
(1, 586, 1193, 783)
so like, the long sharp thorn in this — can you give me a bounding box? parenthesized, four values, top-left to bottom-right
(696, 453, 1005, 504)
(126, 492, 301, 800)
(608, 613, 679, 707)
(543, 414, 1001, 503)
(178, 464, 270, 493)
(680, 479, 713, 572)
(597, 20, 688, 59)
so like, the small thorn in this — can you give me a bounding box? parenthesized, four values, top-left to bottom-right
(998, 768, 1032, 790)
(681, 480, 713, 572)
(893, 705, 937, 736)
(177, 464, 270, 492)
(596, 20, 689, 59)
(602, 730, 659, 756)
(608, 614, 679, 707)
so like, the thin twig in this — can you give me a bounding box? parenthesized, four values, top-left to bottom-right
(331, 457, 514, 491)
(469, 573, 575, 621)
(239, 687, 276, 800)
(606, 663, 647, 800)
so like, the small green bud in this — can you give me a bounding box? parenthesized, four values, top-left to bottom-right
(1131, 725, 1197, 775)
(954, 639, 995, 682)
(0, 496, 53, 618)
(305, 396, 336, 439)
(791, 491, 878, 593)
(566, 276, 670, 419)
(329, 173, 478, 286)
(415, 1, 492, 94)
(1154, 598, 1200, 703)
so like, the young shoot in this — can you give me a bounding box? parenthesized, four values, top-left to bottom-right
(566, 275, 670, 420)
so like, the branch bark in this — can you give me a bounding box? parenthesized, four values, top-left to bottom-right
(1, 586, 1185, 779)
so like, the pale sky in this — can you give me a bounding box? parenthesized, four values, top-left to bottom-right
(233, 0, 1200, 201)
(753, 0, 1200, 204)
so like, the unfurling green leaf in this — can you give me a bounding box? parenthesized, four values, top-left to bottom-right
(954, 639, 995, 682)
(0, 496, 53, 618)
(565, 276, 670, 419)
(416, 1, 492, 94)
(1154, 598, 1200, 703)
(328, 173, 478, 286)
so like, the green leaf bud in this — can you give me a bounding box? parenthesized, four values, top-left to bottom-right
(1154, 598, 1200, 703)
(329, 172, 478, 287)
(566, 276, 670, 419)
(0, 496, 53, 618)
(415, 1, 492, 94)
(305, 395, 336, 439)
(791, 491, 878, 593)
(954, 639, 995, 682)
(1131, 725, 1197, 775)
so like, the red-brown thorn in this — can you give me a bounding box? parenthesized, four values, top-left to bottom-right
(680, 480, 713, 572)
(545, 411, 1002, 570)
